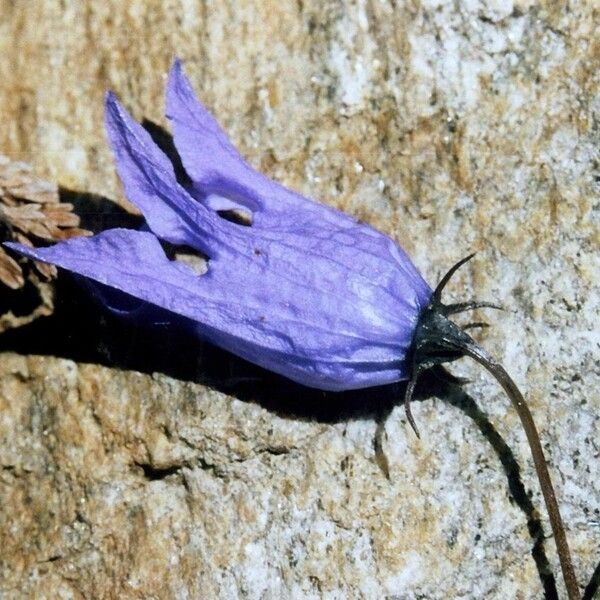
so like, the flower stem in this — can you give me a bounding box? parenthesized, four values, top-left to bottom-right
(464, 342, 580, 600)
(411, 255, 580, 597)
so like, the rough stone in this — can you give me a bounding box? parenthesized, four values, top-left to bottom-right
(0, 1, 598, 598)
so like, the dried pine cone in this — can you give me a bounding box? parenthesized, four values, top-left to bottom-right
(0, 154, 90, 331)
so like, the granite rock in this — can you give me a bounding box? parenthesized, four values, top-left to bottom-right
(0, 1, 598, 598)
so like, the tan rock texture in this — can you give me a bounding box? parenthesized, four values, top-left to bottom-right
(0, 1, 598, 598)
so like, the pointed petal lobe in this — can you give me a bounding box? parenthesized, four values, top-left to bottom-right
(105, 92, 223, 255)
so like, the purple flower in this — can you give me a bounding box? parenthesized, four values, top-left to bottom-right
(5, 60, 432, 391)
(4, 64, 583, 592)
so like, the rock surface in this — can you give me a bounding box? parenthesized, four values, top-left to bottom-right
(0, 1, 598, 598)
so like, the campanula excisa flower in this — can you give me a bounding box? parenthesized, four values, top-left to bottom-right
(6, 60, 432, 391)
(4, 61, 582, 595)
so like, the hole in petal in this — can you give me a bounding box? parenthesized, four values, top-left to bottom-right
(159, 240, 208, 276)
(217, 208, 253, 226)
(203, 193, 253, 227)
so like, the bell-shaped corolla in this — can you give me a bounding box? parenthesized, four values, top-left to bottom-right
(5, 60, 432, 391)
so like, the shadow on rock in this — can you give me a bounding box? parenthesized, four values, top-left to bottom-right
(428, 377, 560, 600)
(583, 559, 600, 600)
(58, 187, 143, 234)
(141, 119, 192, 188)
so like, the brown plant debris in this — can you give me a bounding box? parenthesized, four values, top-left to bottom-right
(0, 154, 90, 331)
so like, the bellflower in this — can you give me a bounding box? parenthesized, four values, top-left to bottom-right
(6, 60, 432, 391)
(4, 62, 583, 593)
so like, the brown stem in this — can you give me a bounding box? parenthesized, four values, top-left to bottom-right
(464, 342, 580, 600)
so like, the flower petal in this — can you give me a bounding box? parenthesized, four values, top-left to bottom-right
(165, 59, 262, 198)
(165, 60, 432, 302)
(105, 92, 224, 256)
(5, 64, 435, 392)
(166, 60, 349, 232)
(5, 229, 413, 390)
